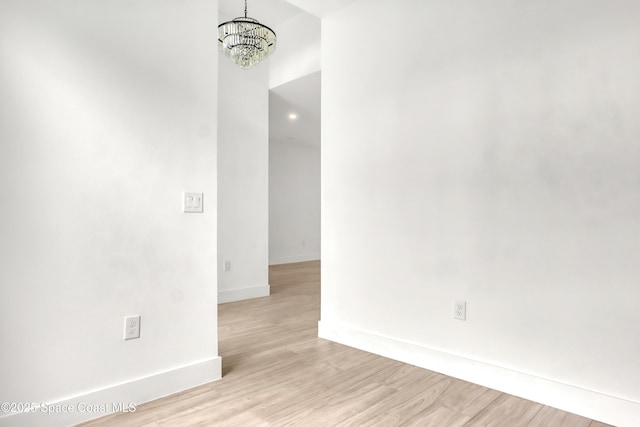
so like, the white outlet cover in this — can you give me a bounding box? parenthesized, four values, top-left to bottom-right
(124, 315, 141, 340)
(454, 301, 467, 321)
(184, 192, 204, 213)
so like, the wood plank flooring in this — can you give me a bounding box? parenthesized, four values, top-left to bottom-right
(81, 261, 611, 427)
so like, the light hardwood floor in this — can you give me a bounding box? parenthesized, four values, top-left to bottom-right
(81, 261, 611, 427)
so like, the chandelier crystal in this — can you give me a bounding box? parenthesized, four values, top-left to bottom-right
(218, 0, 277, 70)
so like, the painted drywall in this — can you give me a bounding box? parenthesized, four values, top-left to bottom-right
(0, 1, 220, 426)
(269, 140, 321, 265)
(319, 1, 640, 425)
(217, 55, 270, 303)
(269, 12, 321, 89)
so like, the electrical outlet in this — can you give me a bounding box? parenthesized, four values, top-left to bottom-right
(124, 315, 141, 340)
(454, 301, 466, 321)
(224, 260, 231, 272)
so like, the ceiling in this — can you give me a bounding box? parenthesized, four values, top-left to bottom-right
(284, 0, 357, 18)
(269, 71, 320, 148)
(219, 0, 357, 23)
(219, 0, 302, 26)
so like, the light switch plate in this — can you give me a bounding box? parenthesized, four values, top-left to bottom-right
(184, 192, 204, 213)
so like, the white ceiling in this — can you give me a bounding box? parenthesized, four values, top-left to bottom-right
(284, 0, 357, 18)
(219, 0, 358, 23)
(269, 71, 321, 147)
(219, 0, 302, 27)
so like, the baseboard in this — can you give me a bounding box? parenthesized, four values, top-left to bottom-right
(269, 253, 320, 265)
(318, 320, 640, 427)
(0, 357, 222, 427)
(218, 284, 270, 304)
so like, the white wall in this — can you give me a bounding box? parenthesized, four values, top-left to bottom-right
(319, 1, 640, 425)
(269, 12, 321, 89)
(217, 57, 270, 303)
(269, 141, 321, 265)
(0, 1, 220, 426)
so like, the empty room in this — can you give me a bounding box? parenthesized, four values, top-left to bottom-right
(1, 0, 638, 426)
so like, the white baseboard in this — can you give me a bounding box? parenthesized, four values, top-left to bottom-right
(0, 357, 222, 427)
(318, 320, 640, 427)
(218, 284, 270, 304)
(269, 253, 320, 265)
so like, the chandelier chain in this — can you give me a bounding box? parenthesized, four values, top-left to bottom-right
(244, 0, 247, 18)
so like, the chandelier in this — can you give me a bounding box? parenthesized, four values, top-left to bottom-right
(218, 0, 277, 70)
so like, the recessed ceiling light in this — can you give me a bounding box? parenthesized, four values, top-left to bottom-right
(289, 113, 298, 120)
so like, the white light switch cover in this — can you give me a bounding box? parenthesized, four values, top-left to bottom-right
(184, 192, 204, 213)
